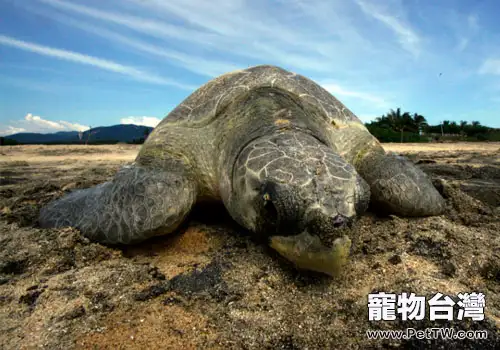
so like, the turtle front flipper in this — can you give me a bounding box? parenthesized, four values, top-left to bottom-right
(38, 164, 197, 245)
(356, 151, 445, 217)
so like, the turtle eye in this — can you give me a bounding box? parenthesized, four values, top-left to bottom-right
(254, 188, 279, 238)
(332, 214, 346, 228)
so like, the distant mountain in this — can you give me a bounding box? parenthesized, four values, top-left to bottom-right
(2, 124, 154, 144)
(4, 131, 80, 144)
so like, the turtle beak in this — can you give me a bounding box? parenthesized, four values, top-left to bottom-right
(269, 231, 352, 277)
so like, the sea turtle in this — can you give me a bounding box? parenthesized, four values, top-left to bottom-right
(38, 65, 445, 276)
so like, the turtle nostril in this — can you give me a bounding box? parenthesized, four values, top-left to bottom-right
(263, 194, 278, 219)
(332, 214, 346, 228)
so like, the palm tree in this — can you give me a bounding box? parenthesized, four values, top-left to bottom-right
(449, 121, 459, 134)
(411, 113, 428, 134)
(385, 108, 413, 143)
(374, 115, 390, 128)
(456, 121, 467, 138)
(442, 120, 451, 135)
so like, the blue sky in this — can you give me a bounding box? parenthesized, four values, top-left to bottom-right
(1, 0, 500, 136)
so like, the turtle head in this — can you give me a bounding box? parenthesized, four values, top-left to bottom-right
(228, 131, 369, 276)
(230, 131, 370, 242)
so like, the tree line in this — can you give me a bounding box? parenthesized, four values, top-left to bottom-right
(1, 110, 498, 145)
(365, 108, 499, 142)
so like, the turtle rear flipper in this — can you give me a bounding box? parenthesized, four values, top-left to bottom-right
(38, 164, 197, 245)
(357, 152, 445, 216)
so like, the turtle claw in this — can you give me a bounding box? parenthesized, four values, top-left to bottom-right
(269, 231, 352, 277)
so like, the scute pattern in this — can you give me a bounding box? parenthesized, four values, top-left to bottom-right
(233, 132, 367, 219)
(38, 64, 445, 251)
(160, 65, 362, 127)
(39, 165, 196, 244)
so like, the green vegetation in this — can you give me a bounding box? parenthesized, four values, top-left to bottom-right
(128, 127, 151, 144)
(1, 115, 498, 146)
(365, 108, 500, 142)
(0, 137, 19, 146)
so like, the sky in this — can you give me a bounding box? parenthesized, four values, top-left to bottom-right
(1, 0, 500, 136)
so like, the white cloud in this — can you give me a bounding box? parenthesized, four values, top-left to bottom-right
(25, 113, 65, 130)
(1, 114, 164, 136)
(123, 0, 302, 46)
(479, 59, 500, 75)
(0, 126, 27, 136)
(122, 0, 380, 72)
(34, 0, 362, 74)
(448, 11, 480, 52)
(354, 0, 421, 57)
(28, 0, 426, 83)
(24, 113, 89, 132)
(456, 37, 469, 52)
(120, 116, 161, 128)
(6, 0, 488, 127)
(58, 120, 90, 131)
(357, 114, 379, 123)
(0, 113, 90, 136)
(33, 10, 242, 78)
(37, 0, 227, 48)
(321, 83, 389, 108)
(0, 34, 193, 89)
(459, 14, 479, 52)
(468, 14, 479, 31)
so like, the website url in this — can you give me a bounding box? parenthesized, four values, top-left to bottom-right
(366, 328, 488, 340)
